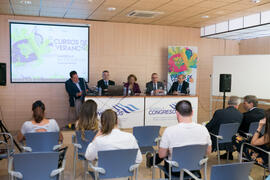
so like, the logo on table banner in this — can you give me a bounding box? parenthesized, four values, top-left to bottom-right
(98, 103, 140, 116)
(148, 103, 176, 115)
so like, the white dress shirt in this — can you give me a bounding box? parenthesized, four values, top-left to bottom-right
(85, 128, 142, 164)
(160, 122, 212, 159)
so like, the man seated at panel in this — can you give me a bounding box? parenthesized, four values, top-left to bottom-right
(146, 100, 211, 178)
(145, 73, 164, 95)
(85, 109, 142, 164)
(65, 71, 89, 121)
(238, 95, 265, 135)
(97, 70, 115, 95)
(168, 74, 189, 95)
(206, 96, 243, 160)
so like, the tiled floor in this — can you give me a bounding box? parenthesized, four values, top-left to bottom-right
(0, 130, 267, 180)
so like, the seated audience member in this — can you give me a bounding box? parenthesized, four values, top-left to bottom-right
(76, 99, 99, 140)
(123, 74, 141, 95)
(65, 70, 89, 120)
(206, 96, 243, 160)
(146, 100, 211, 177)
(232, 109, 270, 167)
(168, 74, 189, 95)
(97, 70, 115, 95)
(85, 109, 142, 164)
(145, 73, 164, 95)
(17, 100, 63, 142)
(238, 95, 265, 135)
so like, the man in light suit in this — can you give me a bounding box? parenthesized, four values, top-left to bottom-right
(97, 70, 115, 95)
(65, 71, 89, 121)
(145, 73, 164, 95)
(168, 74, 189, 95)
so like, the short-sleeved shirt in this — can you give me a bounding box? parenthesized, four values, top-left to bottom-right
(21, 119, 60, 135)
(85, 128, 142, 164)
(160, 122, 212, 159)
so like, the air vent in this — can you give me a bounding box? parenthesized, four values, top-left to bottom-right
(127, 10, 164, 18)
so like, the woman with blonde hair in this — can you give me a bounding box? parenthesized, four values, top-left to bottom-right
(76, 99, 99, 140)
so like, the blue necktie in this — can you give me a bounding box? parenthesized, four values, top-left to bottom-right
(178, 83, 182, 92)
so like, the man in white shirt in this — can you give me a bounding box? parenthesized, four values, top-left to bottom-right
(146, 100, 212, 177)
(85, 109, 142, 164)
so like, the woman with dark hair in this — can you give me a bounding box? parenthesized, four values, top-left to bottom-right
(233, 109, 270, 166)
(124, 74, 141, 95)
(85, 109, 142, 163)
(76, 99, 99, 140)
(17, 100, 63, 142)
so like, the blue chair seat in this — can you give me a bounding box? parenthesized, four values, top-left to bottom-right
(157, 165, 201, 180)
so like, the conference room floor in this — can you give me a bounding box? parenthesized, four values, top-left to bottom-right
(0, 130, 266, 180)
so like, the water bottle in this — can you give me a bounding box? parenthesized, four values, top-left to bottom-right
(150, 90, 154, 96)
(98, 87, 102, 96)
(123, 87, 127, 96)
(164, 86, 167, 96)
(128, 89, 131, 96)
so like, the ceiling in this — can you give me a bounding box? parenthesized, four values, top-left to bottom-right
(2, 0, 270, 28)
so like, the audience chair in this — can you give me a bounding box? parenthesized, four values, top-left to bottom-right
(239, 142, 270, 179)
(88, 148, 140, 180)
(0, 133, 14, 160)
(157, 144, 208, 180)
(23, 132, 62, 152)
(133, 126, 160, 179)
(245, 122, 265, 138)
(210, 123, 240, 163)
(180, 162, 253, 180)
(8, 152, 65, 180)
(72, 130, 96, 180)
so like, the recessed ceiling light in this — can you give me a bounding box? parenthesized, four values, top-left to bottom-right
(107, 7, 116, 11)
(88, 0, 93, 2)
(20, 0, 32, 5)
(201, 15, 209, 19)
(252, 0, 261, 3)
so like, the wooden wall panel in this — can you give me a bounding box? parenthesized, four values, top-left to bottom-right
(240, 37, 270, 54)
(0, 14, 239, 131)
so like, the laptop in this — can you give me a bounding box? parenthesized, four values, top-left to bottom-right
(107, 86, 124, 96)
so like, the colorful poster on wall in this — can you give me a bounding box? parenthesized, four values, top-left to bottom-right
(168, 46, 198, 95)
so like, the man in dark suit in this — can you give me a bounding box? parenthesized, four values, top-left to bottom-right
(65, 71, 89, 120)
(146, 73, 164, 95)
(168, 74, 189, 95)
(238, 95, 265, 134)
(206, 96, 243, 160)
(97, 70, 115, 95)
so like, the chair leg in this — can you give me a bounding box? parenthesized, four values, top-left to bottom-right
(152, 151, 156, 180)
(217, 140, 220, 164)
(84, 160, 88, 180)
(226, 151, 229, 161)
(73, 148, 77, 179)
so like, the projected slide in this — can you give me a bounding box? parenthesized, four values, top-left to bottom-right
(10, 22, 89, 82)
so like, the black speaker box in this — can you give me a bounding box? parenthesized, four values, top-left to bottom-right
(0, 63, 6, 86)
(219, 74, 231, 92)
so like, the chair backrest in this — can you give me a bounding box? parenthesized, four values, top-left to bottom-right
(98, 148, 138, 179)
(210, 162, 253, 180)
(249, 122, 265, 135)
(133, 126, 160, 147)
(218, 123, 240, 143)
(75, 130, 96, 154)
(25, 132, 59, 152)
(13, 152, 59, 180)
(171, 144, 208, 172)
